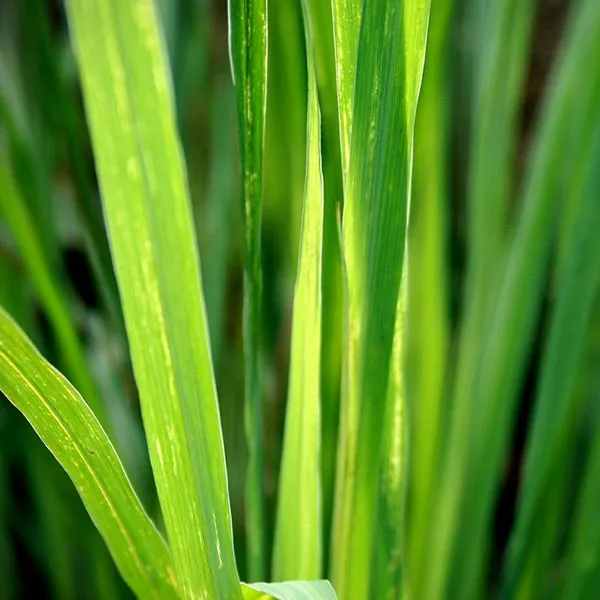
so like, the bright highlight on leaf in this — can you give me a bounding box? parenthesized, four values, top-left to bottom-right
(272, 0, 324, 582)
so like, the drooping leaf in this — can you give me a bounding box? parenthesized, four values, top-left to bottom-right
(228, 0, 268, 580)
(65, 0, 241, 597)
(272, 0, 324, 581)
(0, 307, 177, 599)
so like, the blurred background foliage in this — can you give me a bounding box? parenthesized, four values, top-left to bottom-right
(0, 0, 599, 598)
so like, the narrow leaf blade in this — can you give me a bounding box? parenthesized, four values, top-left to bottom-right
(65, 0, 241, 596)
(228, 0, 269, 580)
(272, 1, 324, 580)
(0, 307, 177, 599)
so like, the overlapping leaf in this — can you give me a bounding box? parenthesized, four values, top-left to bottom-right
(65, 0, 241, 597)
(272, 0, 324, 581)
(0, 307, 177, 599)
(228, 0, 268, 579)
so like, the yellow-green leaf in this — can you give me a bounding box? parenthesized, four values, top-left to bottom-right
(272, 0, 324, 581)
(0, 307, 177, 599)
(65, 0, 241, 597)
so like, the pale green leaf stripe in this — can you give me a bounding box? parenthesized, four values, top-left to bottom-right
(242, 580, 337, 600)
(0, 164, 106, 425)
(228, 0, 268, 580)
(0, 307, 177, 599)
(332, 1, 430, 598)
(65, 1, 241, 598)
(502, 119, 600, 600)
(272, 0, 324, 581)
(331, 0, 361, 179)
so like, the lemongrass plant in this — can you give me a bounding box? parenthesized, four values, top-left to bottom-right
(1, 0, 600, 599)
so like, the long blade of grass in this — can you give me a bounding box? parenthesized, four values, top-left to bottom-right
(428, 1, 600, 597)
(405, 0, 452, 594)
(370, 266, 408, 600)
(0, 307, 177, 599)
(562, 410, 600, 600)
(467, 0, 535, 286)
(65, 0, 242, 597)
(502, 114, 600, 600)
(331, 1, 430, 598)
(306, 0, 344, 572)
(242, 580, 337, 600)
(272, 0, 324, 581)
(228, 0, 268, 580)
(18, 0, 123, 335)
(0, 163, 106, 425)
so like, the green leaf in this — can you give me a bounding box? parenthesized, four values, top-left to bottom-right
(331, 0, 361, 178)
(272, 0, 324, 581)
(427, 1, 600, 597)
(502, 113, 600, 600)
(0, 163, 107, 425)
(405, 1, 452, 594)
(0, 307, 177, 599)
(228, 0, 268, 580)
(370, 267, 408, 600)
(65, 0, 241, 597)
(242, 580, 337, 600)
(331, 1, 430, 599)
(562, 412, 600, 600)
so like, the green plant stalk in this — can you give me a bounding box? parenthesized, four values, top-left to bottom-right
(228, 0, 268, 580)
(66, 0, 242, 596)
(272, 1, 324, 579)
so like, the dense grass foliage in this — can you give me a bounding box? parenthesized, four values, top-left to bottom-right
(1, 0, 600, 599)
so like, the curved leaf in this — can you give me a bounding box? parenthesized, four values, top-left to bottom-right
(0, 307, 177, 599)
